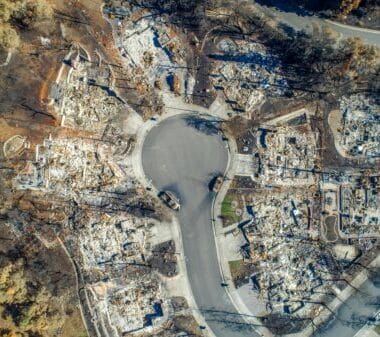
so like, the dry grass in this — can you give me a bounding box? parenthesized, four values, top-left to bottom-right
(61, 310, 88, 337)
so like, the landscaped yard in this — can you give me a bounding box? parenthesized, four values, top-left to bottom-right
(221, 194, 241, 226)
(229, 260, 245, 280)
(228, 259, 256, 288)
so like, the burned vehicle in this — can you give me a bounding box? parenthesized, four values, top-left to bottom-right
(211, 175, 224, 193)
(159, 191, 180, 210)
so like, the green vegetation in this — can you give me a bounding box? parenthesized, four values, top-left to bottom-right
(228, 259, 256, 287)
(375, 324, 380, 335)
(221, 194, 240, 224)
(229, 260, 245, 280)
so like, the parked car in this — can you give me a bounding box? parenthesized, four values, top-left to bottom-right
(159, 191, 180, 210)
(211, 175, 224, 192)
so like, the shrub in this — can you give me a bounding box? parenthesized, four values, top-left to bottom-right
(13, 0, 53, 28)
(0, 24, 20, 49)
(0, 0, 15, 23)
(0, 0, 53, 49)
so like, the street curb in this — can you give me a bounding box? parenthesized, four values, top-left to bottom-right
(132, 110, 217, 337)
(132, 105, 269, 337)
(210, 130, 271, 337)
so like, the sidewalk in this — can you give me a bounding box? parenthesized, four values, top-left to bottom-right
(211, 133, 273, 337)
(353, 309, 380, 337)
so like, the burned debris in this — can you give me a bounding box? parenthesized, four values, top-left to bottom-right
(0, 0, 379, 337)
(219, 106, 379, 334)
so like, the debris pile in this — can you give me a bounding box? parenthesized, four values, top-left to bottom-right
(104, 4, 195, 111)
(332, 94, 379, 159)
(80, 214, 151, 270)
(241, 189, 331, 317)
(210, 38, 287, 113)
(15, 136, 126, 194)
(53, 46, 127, 134)
(224, 108, 379, 331)
(322, 174, 379, 240)
(254, 111, 318, 185)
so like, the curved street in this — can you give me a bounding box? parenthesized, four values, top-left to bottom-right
(254, 3, 380, 47)
(142, 116, 260, 337)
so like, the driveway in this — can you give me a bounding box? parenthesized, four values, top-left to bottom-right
(142, 115, 260, 337)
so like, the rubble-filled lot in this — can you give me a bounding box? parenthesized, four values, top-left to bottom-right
(255, 124, 318, 185)
(329, 94, 380, 159)
(103, 3, 195, 113)
(239, 189, 331, 317)
(209, 38, 287, 113)
(55, 49, 126, 134)
(89, 278, 167, 335)
(223, 108, 379, 333)
(62, 200, 181, 337)
(252, 110, 318, 185)
(324, 174, 380, 239)
(1, 0, 379, 336)
(80, 214, 151, 270)
(15, 136, 126, 194)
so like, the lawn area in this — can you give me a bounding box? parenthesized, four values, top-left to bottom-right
(229, 259, 245, 280)
(228, 259, 256, 287)
(221, 194, 241, 226)
(375, 324, 380, 335)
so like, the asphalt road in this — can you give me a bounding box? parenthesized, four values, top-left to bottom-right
(314, 274, 380, 337)
(142, 116, 259, 337)
(255, 3, 380, 47)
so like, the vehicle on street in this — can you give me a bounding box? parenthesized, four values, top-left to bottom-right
(159, 190, 180, 210)
(211, 175, 224, 193)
